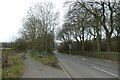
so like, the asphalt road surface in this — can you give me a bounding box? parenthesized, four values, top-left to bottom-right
(54, 51, 119, 78)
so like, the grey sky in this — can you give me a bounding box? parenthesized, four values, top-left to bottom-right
(0, 0, 66, 42)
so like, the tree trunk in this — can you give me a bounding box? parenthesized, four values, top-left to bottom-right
(82, 26, 85, 52)
(96, 17, 101, 52)
(93, 27, 96, 51)
(106, 33, 111, 52)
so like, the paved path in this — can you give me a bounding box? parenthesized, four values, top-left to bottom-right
(22, 53, 68, 78)
(55, 52, 119, 78)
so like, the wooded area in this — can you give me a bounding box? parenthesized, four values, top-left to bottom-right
(12, 2, 59, 53)
(4, 0, 120, 54)
(57, 0, 120, 52)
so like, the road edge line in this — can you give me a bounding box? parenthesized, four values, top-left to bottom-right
(59, 62, 72, 79)
(92, 66, 119, 77)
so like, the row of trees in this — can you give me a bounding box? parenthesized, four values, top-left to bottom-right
(13, 2, 59, 53)
(58, 0, 120, 52)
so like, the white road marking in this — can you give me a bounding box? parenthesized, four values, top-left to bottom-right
(95, 63, 115, 69)
(92, 66, 119, 77)
(59, 63, 72, 79)
(82, 58, 87, 61)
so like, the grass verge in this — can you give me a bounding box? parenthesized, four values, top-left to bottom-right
(2, 53, 24, 78)
(30, 51, 61, 69)
(73, 51, 119, 61)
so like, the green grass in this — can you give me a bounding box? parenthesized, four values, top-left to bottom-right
(73, 51, 119, 61)
(38, 55, 56, 65)
(3, 64, 24, 78)
(2, 53, 24, 78)
(30, 51, 61, 69)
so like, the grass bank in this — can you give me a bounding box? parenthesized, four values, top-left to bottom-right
(72, 51, 119, 61)
(2, 51, 24, 78)
(30, 51, 61, 69)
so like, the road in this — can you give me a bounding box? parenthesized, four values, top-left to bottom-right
(54, 52, 119, 78)
(22, 53, 68, 78)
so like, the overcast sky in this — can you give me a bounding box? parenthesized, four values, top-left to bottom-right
(0, 0, 111, 42)
(0, 0, 66, 42)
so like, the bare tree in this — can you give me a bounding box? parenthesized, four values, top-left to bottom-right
(20, 2, 59, 53)
(57, 0, 120, 52)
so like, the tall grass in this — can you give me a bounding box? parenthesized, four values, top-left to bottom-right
(2, 53, 24, 78)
